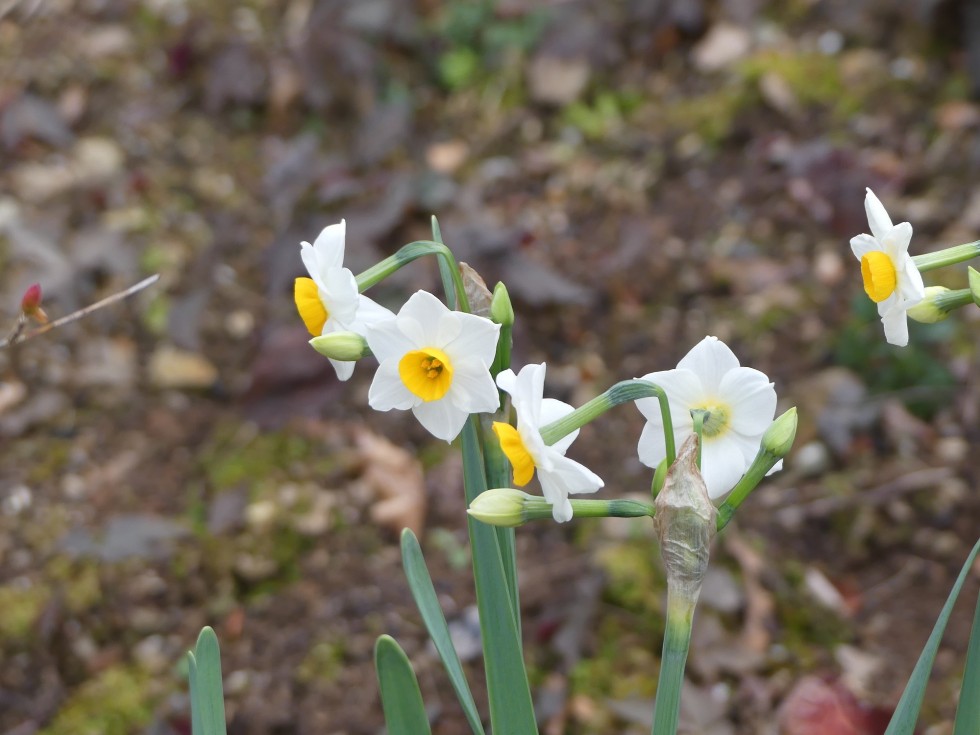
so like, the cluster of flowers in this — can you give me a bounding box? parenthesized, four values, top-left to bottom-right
(294, 222, 780, 522)
(853, 188, 980, 346)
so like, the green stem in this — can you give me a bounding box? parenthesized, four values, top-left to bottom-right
(715, 450, 781, 530)
(539, 380, 676, 465)
(932, 288, 974, 313)
(355, 239, 471, 313)
(480, 416, 521, 636)
(690, 411, 705, 471)
(912, 241, 980, 272)
(651, 591, 695, 735)
(523, 497, 655, 523)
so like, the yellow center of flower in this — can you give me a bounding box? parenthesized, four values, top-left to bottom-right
(399, 348, 454, 402)
(492, 422, 535, 486)
(294, 277, 329, 336)
(692, 401, 731, 439)
(860, 251, 898, 303)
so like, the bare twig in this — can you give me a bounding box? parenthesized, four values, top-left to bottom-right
(0, 274, 160, 350)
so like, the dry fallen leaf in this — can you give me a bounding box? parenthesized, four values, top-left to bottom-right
(355, 427, 427, 537)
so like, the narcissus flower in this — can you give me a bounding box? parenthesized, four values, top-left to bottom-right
(493, 363, 604, 522)
(366, 290, 500, 442)
(294, 221, 393, 380)
(636, 336, 778, 500)
(850, 188, 925, 346)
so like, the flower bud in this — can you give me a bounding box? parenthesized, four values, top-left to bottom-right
(20, 283, 48, 323)
(761, 407, 797, 459)
(907, 287, 952, 324)
(467, 488, 534, 527)
(490, 282, 514, 327)
(969, 266, 980, 308)
(309, 331, 371, 361)
(654, 435, 716, 603)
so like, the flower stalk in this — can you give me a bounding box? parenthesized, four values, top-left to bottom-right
(539, 380, 676, 464)
(355, 239, 472, 313)
(468, 488, 654, 527)
(652, 435, 715, 734)
(912, 240, 980, 272)
(716, 407, 797, 530)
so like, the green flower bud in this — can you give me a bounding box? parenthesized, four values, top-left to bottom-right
(309, 331, 371, 361)
(467, 488, 535, 527)
(907, 287, 953, 324)
(761, 407, 798, 459)
(490, 282, 514, 327)
(970, 266, 980, 308)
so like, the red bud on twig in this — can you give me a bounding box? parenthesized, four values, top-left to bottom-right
(20, 283, 48, 324)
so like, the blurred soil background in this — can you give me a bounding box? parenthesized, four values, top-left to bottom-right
(1, 0, 979, 733)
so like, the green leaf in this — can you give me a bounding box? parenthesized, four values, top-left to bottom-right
(461, 416, 538, 734)
(953, 583, 980, 734)
(886, 536, 980, 735)
(189, 626, 227, 735)
(374, 635, 433, 735)
(431, 216, 457, 311)
(187, 653, 203, 735)
(401, 529, 486, 735)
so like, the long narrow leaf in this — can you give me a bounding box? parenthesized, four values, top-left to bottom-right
(187, 652, 203, 735)
(481, 416, 521, 635)
(190, 626, 227, 735)
(401, 529, 486, 735)
(886, 536, 980, 735)
(461, 416, 538, 734)
(953, 584, 980, 734)
(431, 216, 457, 311)
(375, 635, 433, 735)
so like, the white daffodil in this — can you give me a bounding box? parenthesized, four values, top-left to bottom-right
(365, 290, 500, 442)
(493, 363, 604, 523)
(294, 220, 394, 380)
(850, 188, 925, 346)
(636, 336, 778, 500)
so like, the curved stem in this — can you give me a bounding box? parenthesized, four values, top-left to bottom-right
(355, 240, 470, 313)
(539, 380, 676, 465)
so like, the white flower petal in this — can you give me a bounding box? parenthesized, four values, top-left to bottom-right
(329, 357, 355, 382)
(549, 496, 573, 523)
(365, 318, 417, 362)
(496, 369, 517, 395)
(540, 398, 577, 453)
(881, 309, 910, 346)
(311, 220, 346, 269)
(635, 369, 703, 426)
(897, 257, 925, 302)
(300, 243, 327, 292)
(510, 363, 547, 426)
(700, 439, 750, 499)
(883, 222, 913, 258)
(637, 420, 670, 469)
(446, 358, 500, 414)
(543, 453, 604, 495)
(766, 459, 784, 476)
(676, 336, 740, 393)
(539, 455, 601, 521)
(413, 399, 468, 442)
(368, 360, 418, 411)
(320, 268, 360, 324)
(864, 188, 893, 242)
(399, 291, 450, 344)
(353, 295, 395, 327)
(444, 313, 500, 368)
(719, 367, 777, 436)
(850, 233, 880, 260)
